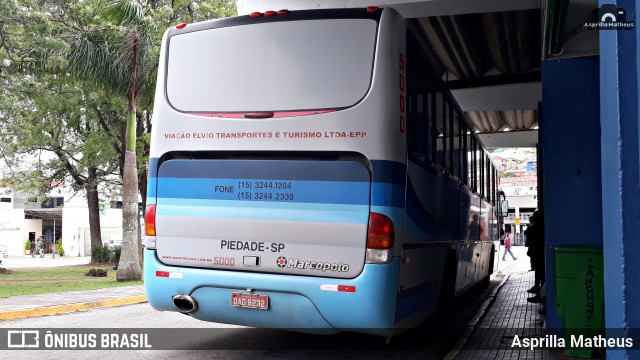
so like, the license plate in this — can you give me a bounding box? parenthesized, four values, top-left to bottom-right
(231, 292, 269, 310)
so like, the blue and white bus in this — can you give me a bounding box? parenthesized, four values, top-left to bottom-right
(144, 7, 500, 338)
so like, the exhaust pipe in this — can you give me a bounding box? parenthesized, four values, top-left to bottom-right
(172, 294, 198, 314)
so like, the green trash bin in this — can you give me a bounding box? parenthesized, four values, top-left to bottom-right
(552, 245, 604, 358)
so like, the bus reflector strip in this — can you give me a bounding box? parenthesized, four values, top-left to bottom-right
(320, 284, 356, 292)
(156, 271, 183, 279)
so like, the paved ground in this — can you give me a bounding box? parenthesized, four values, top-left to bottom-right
(1, 246, 580, 359)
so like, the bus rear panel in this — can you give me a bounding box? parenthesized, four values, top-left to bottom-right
(144, 7, 497, 337)
(145, 8, 406, 336)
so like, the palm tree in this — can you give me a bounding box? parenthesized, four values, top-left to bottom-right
(68, 0, 153, 281)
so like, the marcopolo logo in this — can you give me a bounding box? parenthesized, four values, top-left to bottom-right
(585, 4, 635, 30)
(276, 256, 287, 268)
(275, 257, 349, 272)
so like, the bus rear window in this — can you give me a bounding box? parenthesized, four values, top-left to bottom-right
(166, 19, 377, 112)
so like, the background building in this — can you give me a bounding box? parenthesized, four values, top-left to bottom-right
(489, 147, 538, 244)
(0, 185, 127, 257)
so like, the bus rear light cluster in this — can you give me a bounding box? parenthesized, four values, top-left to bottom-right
(367, 212, 394, 249)
(175, 23, 187, 29)
(144, 236, 157, 250)
(144, 204, 157, 249)
(366, 212, 394, 264)
(145, 204, 157, 236)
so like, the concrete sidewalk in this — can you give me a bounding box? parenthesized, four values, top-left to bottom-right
(0, 285, 147, 320)
(0, 255, 92, 268)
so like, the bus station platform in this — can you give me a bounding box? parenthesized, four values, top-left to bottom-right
(447, 248, 585, 360)
(448, 271, 556, 359)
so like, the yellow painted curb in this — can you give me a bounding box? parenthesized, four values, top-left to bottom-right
(0, 295, 148, 321)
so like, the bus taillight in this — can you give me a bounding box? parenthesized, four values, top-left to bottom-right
(145, 205, 157, 236)
(278, 9, 290, 15)
(367, 212, 393, 264)
(264, 10, 276, 16)
(250, 12, 262, 18)
(367, 212, 394, 249)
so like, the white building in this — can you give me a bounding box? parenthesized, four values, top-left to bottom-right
(0, 186, 127, 257)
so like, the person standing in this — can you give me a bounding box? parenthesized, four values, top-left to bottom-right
(502, 233, 517, 261)
(524, 217, 535, 271)
(526, 210, 545, 302)
(30, 239, 36, 258)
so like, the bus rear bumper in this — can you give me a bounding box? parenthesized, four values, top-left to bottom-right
(144, 249, 399, 336)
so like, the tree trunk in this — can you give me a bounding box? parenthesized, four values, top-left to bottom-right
(117, 102, 142, 281)
(137, 106, 151, 266)
(87, 167, 102, 262)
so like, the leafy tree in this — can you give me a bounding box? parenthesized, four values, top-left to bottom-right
(1, 0, 236, 275)
(68, 0, 235, 270)
(0, 0, 124, 262)
(1, 74, 124, 259)
(67, 0, 156, 281)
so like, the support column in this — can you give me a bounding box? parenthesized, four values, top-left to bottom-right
(599, 1, 640, 359)
(541, 57, 602, 334)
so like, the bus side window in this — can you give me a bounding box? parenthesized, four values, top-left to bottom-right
(432, 91, 445, 169)
(452, 107, 462, 180)
(406, 31, 431, 163)
(462, 121, 469, 186)
(468, 136, 476, 192)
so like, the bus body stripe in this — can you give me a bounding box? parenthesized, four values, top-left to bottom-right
(157, 159, 370, 182)
(147, 178, 405, 208)
(147, 158, 407, 185)
(156, 199, 370, 224)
